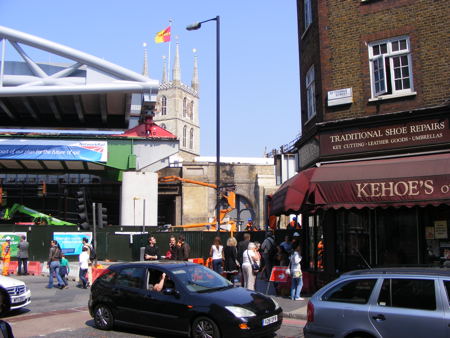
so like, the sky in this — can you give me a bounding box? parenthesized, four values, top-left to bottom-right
(0, 0, 301, 158)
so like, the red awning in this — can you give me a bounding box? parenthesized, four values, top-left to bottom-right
(270, 168, 316, 215)
(270, 153, 450, 215)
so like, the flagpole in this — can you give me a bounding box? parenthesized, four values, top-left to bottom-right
(168, 19, 173, 80)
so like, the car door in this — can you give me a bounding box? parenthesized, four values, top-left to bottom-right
(439, 279, 450, 338)
(369, 277, 446, 338)
(111, 266, 146, 324)
(136, 268, 190, 335)
(318, 277, 379, 336)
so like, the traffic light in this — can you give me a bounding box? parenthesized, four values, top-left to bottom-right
(77, 188, 89, 229)
(96, 203, 107, 228)
(37, 181, 47, 197)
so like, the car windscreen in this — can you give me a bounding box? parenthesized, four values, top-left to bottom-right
(171, 265, 232, 293)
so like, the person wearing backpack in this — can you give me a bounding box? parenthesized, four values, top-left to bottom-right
(46, 240, 65, 289)
(82, 237, 95, 287)
(261, 231, 276, 281)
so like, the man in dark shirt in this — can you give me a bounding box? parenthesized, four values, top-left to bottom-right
(144, 236, 160, 260)
(237, 233, 251, 265)
(175, 235, 190, 261)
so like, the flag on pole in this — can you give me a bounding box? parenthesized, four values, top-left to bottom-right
(154, 26, 171, 43)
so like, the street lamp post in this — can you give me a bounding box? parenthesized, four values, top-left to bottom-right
(187, 16, 221, 236)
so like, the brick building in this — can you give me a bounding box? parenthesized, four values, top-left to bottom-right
(272, 0, 450, 286)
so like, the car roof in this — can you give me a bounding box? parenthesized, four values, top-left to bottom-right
(343, 267, 450, 277)
(107, 260, 198, 271)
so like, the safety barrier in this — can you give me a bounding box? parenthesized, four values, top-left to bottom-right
(188, 258, 205, 265)
(7, 261, 18, 275)
(27, 261, 42, 276)
(92, 267, 106, 283)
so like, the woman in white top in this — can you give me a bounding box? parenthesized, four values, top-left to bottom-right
(242, 242, 261, 291)
(209, 237, 224, 274)
(289, 244, 303, 300)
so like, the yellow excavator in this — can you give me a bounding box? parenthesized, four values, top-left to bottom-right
(158, 176, 237, 234)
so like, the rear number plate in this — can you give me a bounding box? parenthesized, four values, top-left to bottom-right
(262, 314, 277, 326)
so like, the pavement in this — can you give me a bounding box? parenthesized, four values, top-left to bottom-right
(38, 261, 308, 320)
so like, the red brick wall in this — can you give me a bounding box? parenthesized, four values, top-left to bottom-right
(299, 0, 450, 126)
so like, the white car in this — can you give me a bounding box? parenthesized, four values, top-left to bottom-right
(0, 275, 31, 314)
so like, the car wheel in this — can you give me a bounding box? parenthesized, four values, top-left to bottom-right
(93, 304, 114, 330)
(348, 333, 374, 338)
(192, 316, 221, 338)
(0, 289, 10, 317)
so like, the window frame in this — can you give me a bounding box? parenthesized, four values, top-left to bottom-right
(182, 125, 187, 147)
(368, 36, 414, 99)
(161, 96, 167, 115)
(189, 128, 194, 150)
(306, 65, 316, 120)
(304, 0, 312, 31)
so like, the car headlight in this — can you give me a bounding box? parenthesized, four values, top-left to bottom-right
(271, 297, 280, 310)
(225, 306, 256, 318)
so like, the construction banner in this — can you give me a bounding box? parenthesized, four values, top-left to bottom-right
(269, 266, 289, 283)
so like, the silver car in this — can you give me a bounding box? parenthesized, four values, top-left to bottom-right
(304, 268, 450, 338)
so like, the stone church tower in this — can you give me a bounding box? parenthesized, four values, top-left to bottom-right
(145, 42, 200, 161)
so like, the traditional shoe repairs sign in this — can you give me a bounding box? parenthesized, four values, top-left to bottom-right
(320, 117, 449, 156)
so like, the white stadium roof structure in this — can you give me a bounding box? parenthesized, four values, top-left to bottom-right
(0, 25, 159, 129)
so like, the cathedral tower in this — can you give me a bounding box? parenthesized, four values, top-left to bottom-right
(150, 42, 200, 161)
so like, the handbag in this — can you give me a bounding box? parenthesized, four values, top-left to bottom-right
(247, 251, 260, 272)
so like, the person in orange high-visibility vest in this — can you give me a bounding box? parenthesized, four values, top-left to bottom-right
(1, 236, 11, 276)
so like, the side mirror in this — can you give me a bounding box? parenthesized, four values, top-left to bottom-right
(162, 288, 179, 296)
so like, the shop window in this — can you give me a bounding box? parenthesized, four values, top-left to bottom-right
(336, 209, 371, 273)
(323, 278, 377, 304)
(308, 214, 324, 271)
(378, 278, 436, 310)
(368, 36, 414, 99)
(377, 208, 418, 266)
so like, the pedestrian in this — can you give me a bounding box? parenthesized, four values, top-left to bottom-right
(261, 231, 276, 281)
(144, 236, 160, 260)
(166, 235, 177, 260)
(17, 235, 29, 276)
(244, 218, 258, 231)
(1, 236, 11, 276)
(242, 242, 260, 291)
(78, 246, 89, 289)
(209, 236, 224, 274)
(287, 216, 301, 231)
(280, 235, 292, 254)
(223, 237, 239, 282)
(59, 253, 69, 289)
(175, 235, 190, 261)
(82, 237, 93, 287)
(237, 233, 251, 266)
(289, 244, 304, 300)
(237, 233, 251, 285)
(46, 240, 64, 289)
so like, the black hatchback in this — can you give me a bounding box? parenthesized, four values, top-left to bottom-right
(88, 261, 282, 337)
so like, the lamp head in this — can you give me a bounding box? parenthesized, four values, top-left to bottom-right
(186, 22, 201, 31)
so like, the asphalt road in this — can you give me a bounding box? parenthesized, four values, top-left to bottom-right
(2, 274, 304, 337)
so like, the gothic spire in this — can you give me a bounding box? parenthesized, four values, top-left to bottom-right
(191, 49, 199, 92)
(142, 42, 149, 77)
(162, 56, 168, 83)
(172, 41, 181, 84)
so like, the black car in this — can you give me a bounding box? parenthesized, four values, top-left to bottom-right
(88, 261, 282, 337)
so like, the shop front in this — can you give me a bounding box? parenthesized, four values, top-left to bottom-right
(271, 152, 450, 289)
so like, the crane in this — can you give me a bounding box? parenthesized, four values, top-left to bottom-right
(158, 176, 237, 233)
(1, 203, 77, 226)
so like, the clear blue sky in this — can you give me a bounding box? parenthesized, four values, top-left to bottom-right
(0, 0, 301, 157)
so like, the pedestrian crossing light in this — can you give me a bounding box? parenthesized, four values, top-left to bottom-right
(77, 189, 89, 229)
(97, 203, 107, 229)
